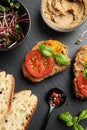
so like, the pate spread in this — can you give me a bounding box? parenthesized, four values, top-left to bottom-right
(74, 49, 87, 77)
(42, 0, 87, 28)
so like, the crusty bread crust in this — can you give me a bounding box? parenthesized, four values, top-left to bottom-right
(5, 74, 15, 116)
(0, 71, 15, 121)
(0, 90, 38, 130)
(73, 45, 87, 99)
(22, 40, 70, 82)
(13, 90, 38, 130)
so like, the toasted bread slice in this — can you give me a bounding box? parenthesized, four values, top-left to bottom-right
(0, 71, 15, 121)
(73, 45, 87, 99)
(22, 40, 70, 82)
(0, 90, 38, 130)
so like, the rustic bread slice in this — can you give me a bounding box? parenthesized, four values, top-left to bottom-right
(22, 40, 70, 82)
(0, 71, 15, 121)
(73, 45, 87, 99)
(0, 90, 38, 130)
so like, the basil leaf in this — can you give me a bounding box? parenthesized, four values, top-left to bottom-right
(39, 44, 54, 53)
(66, 121, 73, 126)
(54, 53, 70, 65)
(40, 49, 52, 57)
(85, 62, 87, 68)
(38, 44, 54, 57)
(73, 116, 78, 124)
(84, 68, 87, 79)
(58, 112, 73, 124)
(74, 124, 84, 130)
(78, 109, 87, 122)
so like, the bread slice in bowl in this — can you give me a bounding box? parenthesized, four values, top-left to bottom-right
(22, 40, 70, 82)
(73, 45, 87, 99)
(0, 90, 38, 130)
(0, 71, 15, 121)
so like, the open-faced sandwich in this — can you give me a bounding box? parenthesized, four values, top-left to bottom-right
(22, 40, 70, 82)
(73, 45, 87, 99)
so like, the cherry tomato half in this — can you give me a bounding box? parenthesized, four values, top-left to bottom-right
(76, 72, 87, 96)
(25, 50, 55, 78)
(83, 54, 87, 63)
(46, 40, 63, 54)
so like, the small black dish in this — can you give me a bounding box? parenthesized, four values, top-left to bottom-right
(0, 0, 31, 51)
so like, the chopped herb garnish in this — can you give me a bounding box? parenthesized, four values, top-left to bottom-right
(76, 38, 82, 44)
(76, 30, 87, 45)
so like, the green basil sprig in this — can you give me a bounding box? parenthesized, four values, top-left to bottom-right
(58, 109, 87, 130)
(38, 44, 54, 57)
(38, 44, 70, 65)
(54, 53, 70, 65)
(84, 62, 87, 79)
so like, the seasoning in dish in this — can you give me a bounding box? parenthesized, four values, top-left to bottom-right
(49, 91, 63, 106)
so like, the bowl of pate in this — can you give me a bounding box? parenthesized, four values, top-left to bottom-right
(41, 0, 87, 32)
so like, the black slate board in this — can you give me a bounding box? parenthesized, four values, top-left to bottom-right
(0, 0, 87, 130)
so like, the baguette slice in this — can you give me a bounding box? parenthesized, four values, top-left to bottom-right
(0, 90, 38, 130)
(22, 40, 70, 82)
(0, 71, 15, 121)
(73, 45, 87, 99)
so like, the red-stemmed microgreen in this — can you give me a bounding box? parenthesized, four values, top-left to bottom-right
(0, 0, 29, 48)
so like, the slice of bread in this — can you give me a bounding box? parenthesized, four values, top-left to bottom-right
(73, 45, 87, 99)
(22, 40, 70, 82)
(0, 71, 15, 121)
(0, 90, 38, 130)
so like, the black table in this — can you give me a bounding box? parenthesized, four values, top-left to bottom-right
(0, 0, 87, 130)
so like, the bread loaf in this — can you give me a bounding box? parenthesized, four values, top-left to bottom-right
(0, 71, 15, 121)
(73, 45, 87, 99)
(22, 40, 70, 82)
(0, 90, 38, 130)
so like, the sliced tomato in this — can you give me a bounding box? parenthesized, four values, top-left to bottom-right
(76, 72, 87, 96)
(25, 50, 55, 78)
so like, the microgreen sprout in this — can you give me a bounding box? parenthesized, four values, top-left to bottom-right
(0, 0, 29, 48)
(76, 30, 87, 44)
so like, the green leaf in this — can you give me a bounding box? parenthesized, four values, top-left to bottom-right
(85, 62, 87, 68)
(66, 121, 73, 126)
(58, 112, 73, 125)
(73, 116, 78, 124)
(74, 124, 84, 130)
(38, 44, 54, 57)
(76, 39, 82, 44)
(15, 2, 20, 9)
(0, 5, 6, 12)
(54, 53, 70, 65)
(8, 0, 11, 3)
(78, 109, 87, 122)
(84, 68, 87, 79)
(40, 49, 53, 57)
(15, 24, 20, 28)
(10, 2, 14, 7)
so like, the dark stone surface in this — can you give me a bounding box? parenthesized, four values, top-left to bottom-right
(0, 0, 87, 130)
